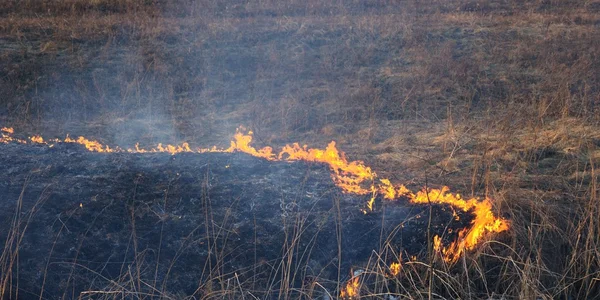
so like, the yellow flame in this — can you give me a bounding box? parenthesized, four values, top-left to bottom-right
(390, 262, 402, 276)
(278, 141, 374, 194)
(340, 276, 360, 299)
(407, 186, 509, 262)
(433, 235, 442, 252)
(30, 135, 45, 144)
(379, 179, 396, 200)
(64, 135, 115, 153)
(1, 127, 23, 144)
(224, 129, 275, 160)
(220, 128, 373, 194)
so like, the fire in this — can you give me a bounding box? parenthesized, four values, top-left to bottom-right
(224, 130, 275, 159)
(433, 235, 442, 252)
(379, 179, 396, 200)
(278, 141, 374, 194)
(64, 135, 115, 153)
(1, 127, 17, 143)
(30, 135, 44, 143)
(340, 275, 360, 298)
(128, 142, 192, 154)
(390, 262, 402, 276)
(221, 130, 508, 263)
(1, 127, 14, 134)
(407, 186, 509, 262)
(0, 126, 509, 264)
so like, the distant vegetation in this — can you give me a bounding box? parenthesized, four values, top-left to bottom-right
(1, 0, 599, 298)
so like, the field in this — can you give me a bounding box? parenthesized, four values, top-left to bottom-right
(1, 0, 599, 299)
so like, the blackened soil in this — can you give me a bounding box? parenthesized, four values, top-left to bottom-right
(0, 143, 472, 299)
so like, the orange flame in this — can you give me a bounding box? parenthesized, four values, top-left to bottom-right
(407, 186, 509, 262)
(390, 262, 402, 276)
(1, 127, 23, 144)
(224, 130, 275, 159)
(433, 235, 442, 252)
(220, 128, 374, 194)
(340, 275, 360, 299)
(128, 142, 192, 154)
(64, 135, 115, 153)
(278, 141, 374, 194)
(30, 135, 45, 144)
(0, 126, 508, 263)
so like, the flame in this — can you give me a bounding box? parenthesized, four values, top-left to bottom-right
(0, 126, 508, 263)
(390, 262, 402, 276)
(222, 130, 274, 159)
(30, 135, 44, 144)
(406, 186, 509, 262)
(340, 275, 360, 299)
(218, 128, 374, 194)
(278, 141, 374, 194)
(64, 135, 115, 153)
(1, 127, 17, 144)
(130, 142, 192, 154)
(433, 235, 442, 252)
(379, 179, 396, 200)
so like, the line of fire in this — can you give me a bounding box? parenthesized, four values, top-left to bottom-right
(1, 126, 508, 298)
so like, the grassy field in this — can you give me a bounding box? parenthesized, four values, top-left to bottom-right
(1, 0, 599, 298)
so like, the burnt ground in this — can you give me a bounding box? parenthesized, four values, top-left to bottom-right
(0, 142, 472, 299)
